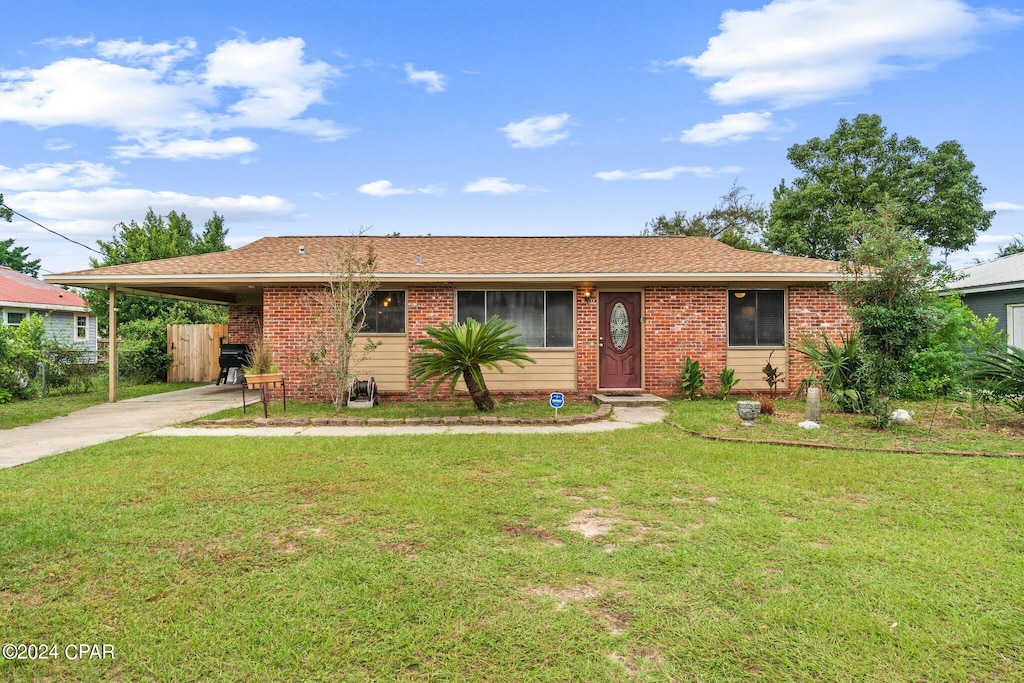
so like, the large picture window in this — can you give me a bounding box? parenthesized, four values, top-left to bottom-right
(457, 290, 574, 348)
(359, 290, 406, 334)
(728, 290, 785, 347)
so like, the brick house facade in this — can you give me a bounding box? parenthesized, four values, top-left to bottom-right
(227, 281, 852, 401)
(49, 235, 856, 401)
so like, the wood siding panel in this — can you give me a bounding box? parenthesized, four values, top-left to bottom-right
(456, 350, 576, 392)
(352, 335, 408, 392)
(726, 348, 788, 391)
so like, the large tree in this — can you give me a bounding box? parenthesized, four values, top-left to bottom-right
(646, 182, 767, 251)
(766, 114, 993, 261)
(87, 208, 230, 334)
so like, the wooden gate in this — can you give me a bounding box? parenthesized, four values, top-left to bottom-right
(167, 324, 228, 382)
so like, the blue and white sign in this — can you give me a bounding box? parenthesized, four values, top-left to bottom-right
(549, 392, 565, 409)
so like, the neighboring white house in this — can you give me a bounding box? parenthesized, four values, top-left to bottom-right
(0, 266, 97, 360)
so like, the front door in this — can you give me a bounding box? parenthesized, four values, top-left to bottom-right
(599, 292, 642, 389)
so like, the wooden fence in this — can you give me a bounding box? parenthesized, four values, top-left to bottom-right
(167, 324, 229, 383)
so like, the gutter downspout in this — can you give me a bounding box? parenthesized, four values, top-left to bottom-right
(108, 286, 117, 403)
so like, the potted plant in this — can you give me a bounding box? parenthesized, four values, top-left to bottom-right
(242, 335, 282, 388)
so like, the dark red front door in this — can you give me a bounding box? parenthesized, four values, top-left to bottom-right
(599, 292, 642, 389)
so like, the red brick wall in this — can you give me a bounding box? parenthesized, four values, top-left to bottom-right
(576, 286, 599, 395)
(227, 304, 262, 345)
(643, 286, 729, 396)
(786, 284, 856, 390)
(250, 282, 855, 402)
(407, 286, 456, 399)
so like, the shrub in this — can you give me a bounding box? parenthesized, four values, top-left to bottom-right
(905, 296, 973, 398)
(796, 332, 865, 413)
(678, 357, 705, 400)
(762, 351, 784, 397)
(118, 318, 172, 383)
(970, 345, 1024, 412)
(717, 367, 740, 399)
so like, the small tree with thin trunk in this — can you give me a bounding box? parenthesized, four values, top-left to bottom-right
(304, 232, 380, 410)
(409, 316, 535, 411)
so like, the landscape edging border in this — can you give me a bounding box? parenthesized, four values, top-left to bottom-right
(193, 403, 612, 428)
(666, 419, 1023, 459)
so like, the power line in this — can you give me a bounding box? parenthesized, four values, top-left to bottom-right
(1, 201, 105, 256)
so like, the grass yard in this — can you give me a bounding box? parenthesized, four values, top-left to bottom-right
(2, 425, 1023, 680)
(202, 396, 597, 421)
(670, 397, 1024, 456)
(0, 381, 205, 430)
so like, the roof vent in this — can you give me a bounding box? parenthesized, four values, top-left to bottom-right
(416, 253, 423, 267)
(298, 244, 306, 255)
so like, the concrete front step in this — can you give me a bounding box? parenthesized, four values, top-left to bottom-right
(591, 392, 669, 407)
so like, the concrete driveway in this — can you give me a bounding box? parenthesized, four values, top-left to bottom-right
(0, 384, 251, 469)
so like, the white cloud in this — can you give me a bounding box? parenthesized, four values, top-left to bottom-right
(43, 138, 74, 151)
(595, 165, 742, 181)
(112, 135, 259, 160)
(679, 111, 775, 144)
(0, 36, 346, 159)
(0, 162, 118, 191)
(463, 177, 528, 194)
(986, 201, 1024, 211)
(7, 187, 293, 229)
(500, 113, 572, 148)
(36, 35, 94, 49)
(97, 38, 196, 73)
(673, 0, 1021, 107)
(404, 63, 446, 94)
(358, 180, 443, 197)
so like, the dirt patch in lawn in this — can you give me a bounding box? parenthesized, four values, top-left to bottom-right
(500, 523, 565, 547)
(524, 578, 621, 611)
(379, 541, 426, 558)
(567, 509, 649, 542)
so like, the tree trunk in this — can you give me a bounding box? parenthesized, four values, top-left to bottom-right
(462, 366, 495, 411)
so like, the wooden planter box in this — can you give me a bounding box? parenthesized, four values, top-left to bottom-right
(242, 372, 286, 418)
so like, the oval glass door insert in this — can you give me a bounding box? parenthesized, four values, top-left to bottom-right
(610, 302, 629, 350)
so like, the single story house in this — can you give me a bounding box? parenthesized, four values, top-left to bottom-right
(1, 265, 97, 360)
(47, 236, 856, 400)
(951, 252, 1024, 348)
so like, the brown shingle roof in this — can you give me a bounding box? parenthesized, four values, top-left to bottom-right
(53, 236, 841, 278)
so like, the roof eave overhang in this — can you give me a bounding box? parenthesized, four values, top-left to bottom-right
(46, 271, 847, 289)
(0, 300, 89, 312)
(949, 282, 1024, 296)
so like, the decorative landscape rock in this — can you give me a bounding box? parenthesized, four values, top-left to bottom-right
(890, 409, 913, 426)
(798, 421, 821, 430)
(736, 400, 761, 427)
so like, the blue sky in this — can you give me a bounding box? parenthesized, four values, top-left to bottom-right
(1, 0, 1022, 275)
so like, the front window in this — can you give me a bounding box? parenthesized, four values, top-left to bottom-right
(728, 289, 785, 347)
(4, 310, 26, 327)
(359, 290, 406, 334)
(76, 315, 88, 341)
(457, 290, 574, 348)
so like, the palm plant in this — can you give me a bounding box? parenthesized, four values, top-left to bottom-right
(795, 332, 864, 413)
(970, 345, 1024, 412)
(410, 316, 535, 411)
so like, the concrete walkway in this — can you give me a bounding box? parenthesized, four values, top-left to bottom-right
(0, 384, 255, 469)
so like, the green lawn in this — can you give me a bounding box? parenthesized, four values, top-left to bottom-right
(0, 381, 205, 430)
(2, 425, 1022, 680)
(202, 396, 597, 421)
(669, 397, 1024, 456)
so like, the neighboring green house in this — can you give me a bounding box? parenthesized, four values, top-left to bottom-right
(0, 265, 97, 361)
(951, 252, 1024, 348)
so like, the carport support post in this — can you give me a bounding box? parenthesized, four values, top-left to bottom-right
(108, 286, 117, 403)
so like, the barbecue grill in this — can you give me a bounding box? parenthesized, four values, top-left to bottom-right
(217, 343, 252, 385)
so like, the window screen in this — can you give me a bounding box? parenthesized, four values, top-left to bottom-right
(728, 290, 785, 347)
(457, 290, 574, 348)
